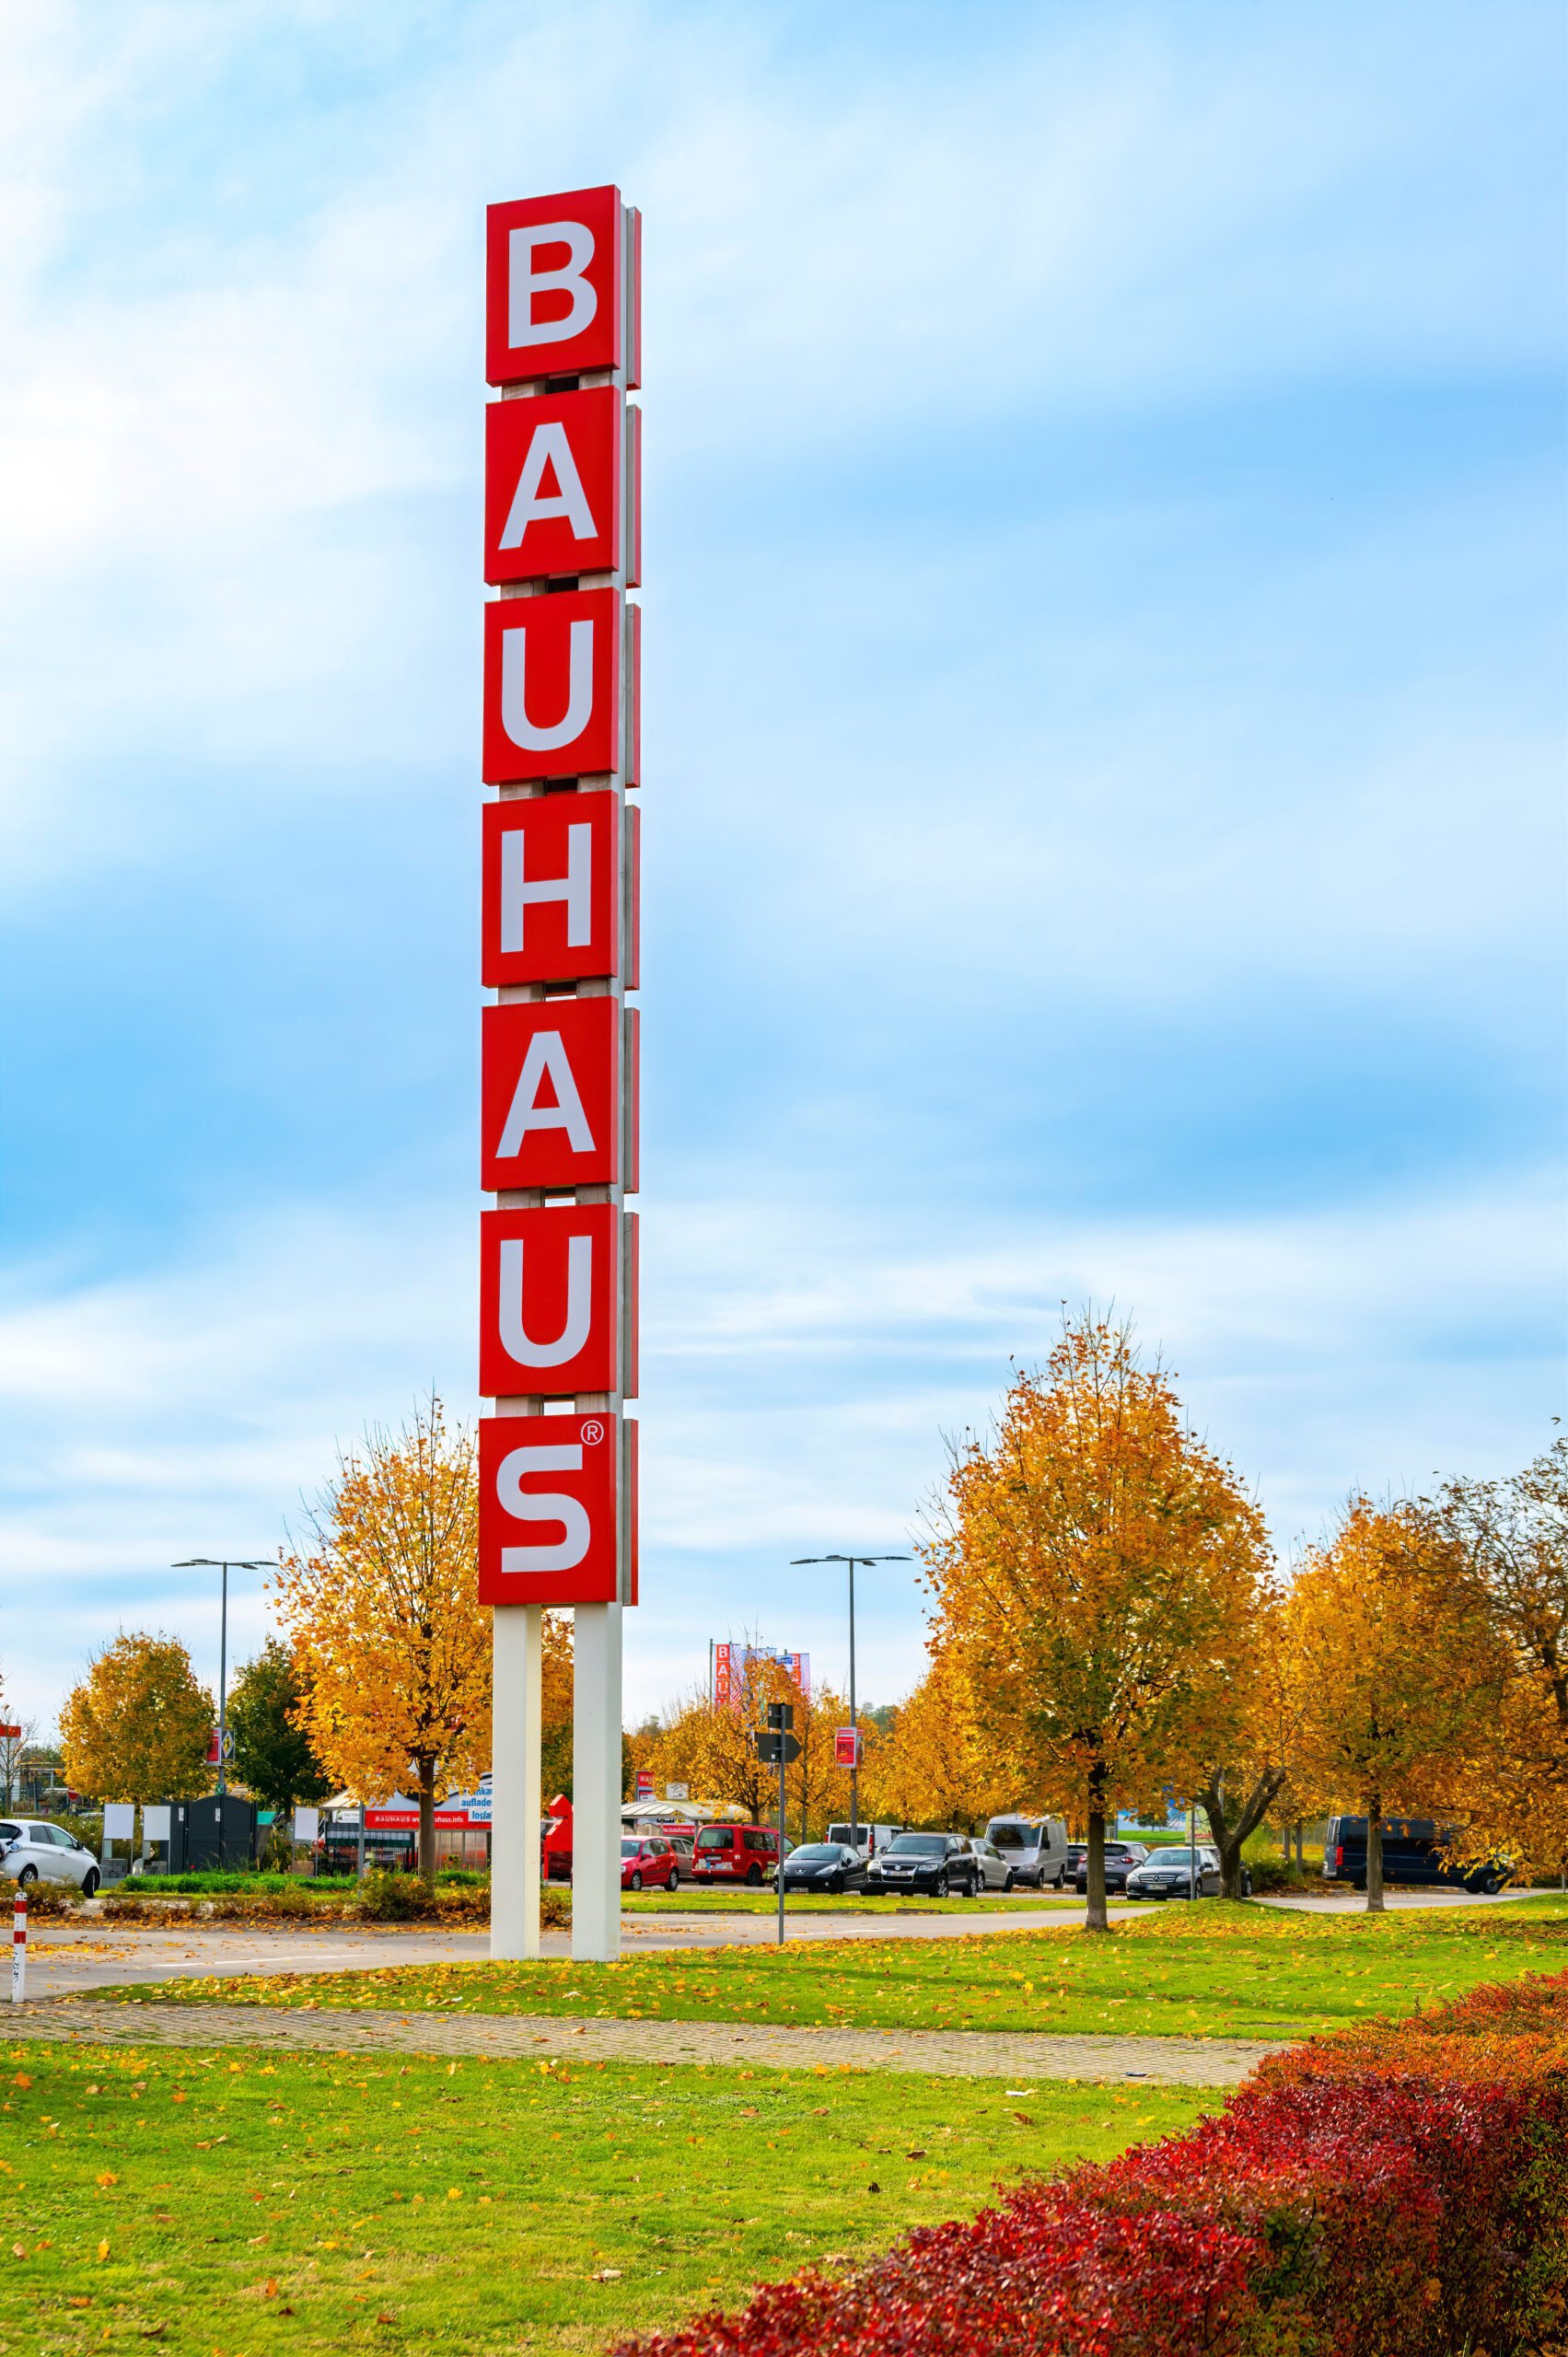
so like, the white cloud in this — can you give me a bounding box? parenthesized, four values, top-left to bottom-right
(2, 1164, 1559, 1726)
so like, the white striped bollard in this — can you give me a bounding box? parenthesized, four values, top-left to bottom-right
(9, 1888, 25, 2003)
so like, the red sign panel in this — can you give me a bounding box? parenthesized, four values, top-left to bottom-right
(482, 588, 622, 784)
(481, 996, 623, 1191)
(486, 185, 625, 385)
(834, 1728, 862, 1768)
(481, 789, 625, 989)
(478, 1410, 623, 1605)
(479, 1202, 633, 1399)
(484, 387, 622, 585)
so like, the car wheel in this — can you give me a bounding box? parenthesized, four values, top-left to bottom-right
(82, 1867, 99, 1897)
(1003, 1871, 1015, 1894)
(666, 1868, 679, 1892)
(746, 1865, 762, 1887)
(629, 1871, 643, 1891)
(17, 1865, 37, 1887)
(934, 1872, 948, 1898)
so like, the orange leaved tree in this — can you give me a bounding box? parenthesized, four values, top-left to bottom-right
(275, 1399, 490, 1884)
(1287, 1497, 1511, 1911)
(863, 1646, 1016, 1836)
(60, 1632, 214, 1804)
(1431, 1440, 1568, 1880)
(921, 1316, 1271, 1929)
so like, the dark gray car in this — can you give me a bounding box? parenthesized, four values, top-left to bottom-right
(779, 1842, 866, 1895)
(1124, 1847, 1225, 1900)
(865, 1832, 985, 1898)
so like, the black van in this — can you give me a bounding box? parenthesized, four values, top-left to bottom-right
(1322, 1816, 1504, 1894)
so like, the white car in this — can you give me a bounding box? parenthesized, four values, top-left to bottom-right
(0, 1819, 100, 1895)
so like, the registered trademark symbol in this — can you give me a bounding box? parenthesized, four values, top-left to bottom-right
(579, 1419, 605, 1446)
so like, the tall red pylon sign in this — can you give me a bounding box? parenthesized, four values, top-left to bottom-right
(481, 188, 642, 1964)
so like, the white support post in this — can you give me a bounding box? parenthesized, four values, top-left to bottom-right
(572, 1600, 622, 1961)
(491, 1604, 543, 1959)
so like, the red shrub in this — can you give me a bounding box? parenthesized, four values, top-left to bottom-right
(611, 1971, 1568, 2357)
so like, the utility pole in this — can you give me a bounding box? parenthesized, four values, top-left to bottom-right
(790, 1554, 909, 1851)
(171, 1559, 270, 1869)
(752, 1703, 799, 1947)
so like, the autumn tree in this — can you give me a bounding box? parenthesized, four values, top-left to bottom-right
(538, 1612, 575, 1801)
(1287, 1497, 1511, 1910)
(276, 1399, 490, 1884)
(226, 1640, 332, 1850)
(1431, 1440, 1568, 1878)
(921, 1317, 1271, 1930)
(641, 1652, 868, 1842)
(60, 1632, 214, 1803)
(863, 1646, 1015, 1835)
(1193, 1585, 1315, 1899)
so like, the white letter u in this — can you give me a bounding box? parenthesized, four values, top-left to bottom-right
(499, 1234, 593, 1369)
(501, 617, 593, 751)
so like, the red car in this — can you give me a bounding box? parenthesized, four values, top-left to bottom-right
(621, 1833, 682, 1892)
(690, 1822, 780, 1886)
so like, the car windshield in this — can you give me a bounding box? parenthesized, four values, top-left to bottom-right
(986, 1824, 1035, 1850)
(1151, 1851, 1202, 1866)
(886, 1835, 946, 1855)
(694, 1829, 732, 1850)
(620, 1840, 642, 1858)
(787, 1846, 840, 1864)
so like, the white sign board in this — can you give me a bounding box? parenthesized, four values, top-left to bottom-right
(101, 1803, 135, 1840)
(142, 1805, 171, 1843)
(292, 1807, 319, 1845)
(665, 1782, 689, 1801)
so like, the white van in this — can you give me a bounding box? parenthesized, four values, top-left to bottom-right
(826, 1821, 903, 1861)
(983, 1815, 1071, 1889)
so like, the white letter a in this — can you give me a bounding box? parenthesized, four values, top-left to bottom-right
(496, 1031, 594, 1159)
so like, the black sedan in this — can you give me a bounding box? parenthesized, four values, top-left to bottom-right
(778, 1842, 866, 1895)
(1074, 1840, 1149, 1894)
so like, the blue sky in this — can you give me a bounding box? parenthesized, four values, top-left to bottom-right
(1, 0, 1563, 1738)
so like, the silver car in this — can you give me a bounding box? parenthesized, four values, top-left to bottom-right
(969, 1837, 1017, 1893)
(0, 1818, 100, 1895)
(1123, 1846, 1223, 1901)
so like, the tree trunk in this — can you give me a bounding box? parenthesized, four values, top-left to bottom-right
(1200, 1765, 1287, 1900)
(417, 1758, 436, 1887)
(1295, 1819, 1304, 1871)
(1365, 1797, 1385, 1913)
(1085, 1766, 1109, 1933)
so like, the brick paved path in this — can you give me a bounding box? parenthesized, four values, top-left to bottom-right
(4, 1999, 1280, 2084)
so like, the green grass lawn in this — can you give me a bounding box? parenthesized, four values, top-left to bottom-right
(0, 2040, 1214, 2354)
(93, 1898, 1568, 2040)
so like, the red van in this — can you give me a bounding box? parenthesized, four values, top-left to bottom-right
(690, 1822, 779, 1886)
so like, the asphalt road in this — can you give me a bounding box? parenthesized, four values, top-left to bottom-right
(11, 1885, 1539, 2002)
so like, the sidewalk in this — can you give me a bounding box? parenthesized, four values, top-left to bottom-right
(3, 1997, 1279, 2084)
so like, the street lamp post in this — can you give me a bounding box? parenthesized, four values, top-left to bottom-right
(789, 1554, 909, 1852)
(171, 1559, 271, 1869)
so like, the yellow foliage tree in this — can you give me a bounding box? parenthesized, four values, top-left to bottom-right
(920, 1316, 1272, 1928)
(642, 1654, 873, 1845)
(60, 1632, 214, 1804)
(1432, 1440, 1568, 1879)
(1193, 1585, 1317, 1899)
(862, 1646, 1014, 1834)
(1287, 1496, 1511, 1910)
(275, 1399, 490, 1883)
(538, 1613, 575, 1804)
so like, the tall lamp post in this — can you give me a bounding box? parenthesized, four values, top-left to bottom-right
(171, 1558, 271, 1867)
(789, 1554, 909, 1851)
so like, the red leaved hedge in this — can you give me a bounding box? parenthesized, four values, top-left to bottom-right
(613, 1968, 1568, 2357)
